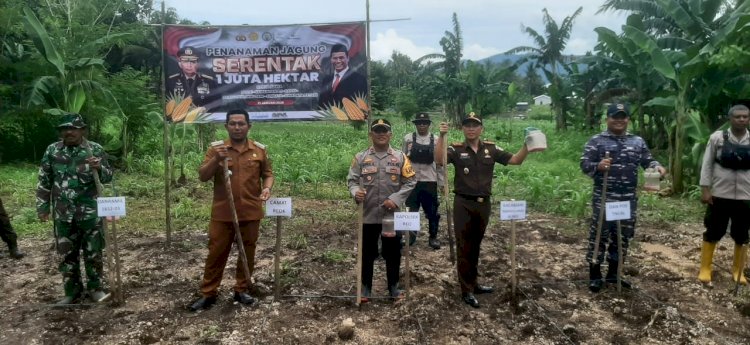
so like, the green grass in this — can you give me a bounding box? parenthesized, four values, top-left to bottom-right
(0, 117, 705, 238)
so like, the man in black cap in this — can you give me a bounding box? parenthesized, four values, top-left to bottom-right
(580, 103, 666, 293)
(348, 119, 416, 302)
(402, 112, 443, 249)
(166, 46, 217, 107)
(435, 112, 536, 308)
(0, 197, 24, 259)
(37, 113, 113, 304)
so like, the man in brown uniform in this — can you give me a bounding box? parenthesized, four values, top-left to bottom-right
(348, 119, 416, 302)
(190, 109, 274, 311)
(435, 112, 534, 308)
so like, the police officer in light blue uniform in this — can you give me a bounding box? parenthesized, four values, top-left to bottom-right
(580, 103, 666, 292)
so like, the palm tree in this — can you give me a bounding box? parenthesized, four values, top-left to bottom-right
(505, 7, 583, 130)
(416, 13, 466, 124)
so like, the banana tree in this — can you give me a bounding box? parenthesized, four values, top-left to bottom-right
(22, 7, 127, 117)
(624, 0, 750, 193)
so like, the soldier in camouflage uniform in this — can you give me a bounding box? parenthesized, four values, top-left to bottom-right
(0, 197, 24, 259)
(580, 103, 666, 292)
(36, 113, 113, 304)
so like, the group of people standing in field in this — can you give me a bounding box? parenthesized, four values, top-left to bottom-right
(2, 103, 748, 310)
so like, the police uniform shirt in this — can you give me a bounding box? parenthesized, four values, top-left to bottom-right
(402, 132, 444, 185)
(167, 72, 216, 106)
(347, 146, 417, 223)
(447, 140, 512, 197)
(700, 129, 750, 200)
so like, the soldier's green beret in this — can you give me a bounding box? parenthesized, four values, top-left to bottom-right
(57, 113, 86, 129)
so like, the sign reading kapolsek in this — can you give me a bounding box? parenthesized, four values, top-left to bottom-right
(163, 23, 368, 123)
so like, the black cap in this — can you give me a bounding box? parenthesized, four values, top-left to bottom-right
(177, 46, 199, 61)
(370, 118, 392, 131)
(461, 112, 482, 125)
(412, 112, 431, 123)
(607, 103, 630, 117)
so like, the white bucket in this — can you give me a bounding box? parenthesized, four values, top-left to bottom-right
(525, 130, 547, 152)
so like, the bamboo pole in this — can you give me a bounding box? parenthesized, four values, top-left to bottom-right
(160, 1, 172, 246)
(221, 158, 253, 291)
(616, 220, 623, 293)
(510, 219, 517, 296)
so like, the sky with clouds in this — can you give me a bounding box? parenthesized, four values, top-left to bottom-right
(164, 0, 627, 62)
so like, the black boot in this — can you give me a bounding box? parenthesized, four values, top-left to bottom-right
(8, 244, 24, 259)
(605, 260, 632, 289)
(589, 263, 603, 292)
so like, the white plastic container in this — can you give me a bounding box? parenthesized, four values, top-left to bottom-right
(525, 129, 547, 152)
(643, 168, 661, 191)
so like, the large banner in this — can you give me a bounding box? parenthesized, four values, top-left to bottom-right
(163, 23, 369, 123)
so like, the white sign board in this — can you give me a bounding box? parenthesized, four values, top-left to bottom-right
(605, 201, 631, 221)
(394, 212, 421, 231)
(97, 197, 126, 217)
(500, 200, 527, 220)
(265, 198, 292, 217)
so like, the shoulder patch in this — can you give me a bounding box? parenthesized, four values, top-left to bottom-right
(451, 142, 464, 147)
(254, 141, 266, 150)
(169, 73, 180, 78)
(200, 74, 214, 80)
(483, 140, 495, 145)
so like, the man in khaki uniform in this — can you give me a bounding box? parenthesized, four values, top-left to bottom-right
(348, 119, 416, 302)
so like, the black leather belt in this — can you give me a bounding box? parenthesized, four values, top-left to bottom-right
(457, 194, 488, 203)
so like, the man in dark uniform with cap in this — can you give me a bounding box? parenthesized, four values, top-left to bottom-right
(435, 112, 535, 308)
(166, 46, 217, 107)
(402, 112, 444, 249)
(580, 103, 665, 292)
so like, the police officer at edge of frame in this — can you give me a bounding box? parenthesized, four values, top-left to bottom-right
(435, 112, 536, 308)
(698, 104, 750, 285)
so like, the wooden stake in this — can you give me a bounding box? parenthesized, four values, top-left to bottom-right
(592, 151, 610, 264)
(274, 216, 282, 300)
(405, 230, 410, 299)
(222, 158, 253, 292)
(616, 220, 623, 293)
(110, 218, 124, 304)
(356, 200, 364, 307)
(510, 219, 517, 296)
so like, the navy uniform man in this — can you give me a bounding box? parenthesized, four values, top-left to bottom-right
(698, 104, 750, 285)
(402, 112, 444, 249)
(348, 119, 416, 302)
(580, 103, 666, 292)
(166, 46, 217, 107)
(435, 112, 534, 308)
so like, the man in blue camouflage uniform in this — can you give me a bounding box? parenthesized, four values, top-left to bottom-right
(37, 113, 113, 304)
(581, 103, 666, 292)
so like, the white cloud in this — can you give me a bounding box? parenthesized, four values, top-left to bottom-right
(463, 43, 502, 61)
(370, 29, 439, 62)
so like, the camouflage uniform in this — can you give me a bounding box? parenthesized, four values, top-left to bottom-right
(36, 136, 112, 297)
(580, 131, 661, 264)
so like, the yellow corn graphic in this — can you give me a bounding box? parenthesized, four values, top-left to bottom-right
(165, 99, 176, 117)
(171, 97, 193, 122)
(184, 106, 206, 123)
(330, 106, 348, 121)
(355, 96, 370, 112)
(343, 98, 365, 120)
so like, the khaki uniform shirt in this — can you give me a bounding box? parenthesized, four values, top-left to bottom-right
(402, 132, 445, 186)
(201, 139, 273, 221)
(447, 140, 512, 197)
(700, 129, 750, 200)
(347, 146, 417, 224)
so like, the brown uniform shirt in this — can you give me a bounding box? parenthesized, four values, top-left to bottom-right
(201, 139, 273, 222)
(447, 140, 512, 197)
